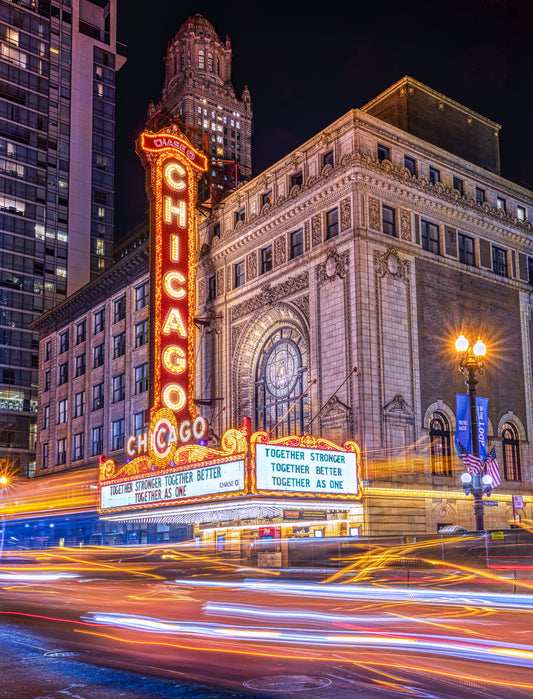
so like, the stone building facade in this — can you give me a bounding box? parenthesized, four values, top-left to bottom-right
(195, 76, 533, 533)
(33, 77, 533, 535)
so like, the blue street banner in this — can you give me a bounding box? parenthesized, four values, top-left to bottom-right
(455, 394, 488, 461)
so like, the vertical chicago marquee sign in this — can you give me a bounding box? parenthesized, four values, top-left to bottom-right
(137, 125, 207, 430)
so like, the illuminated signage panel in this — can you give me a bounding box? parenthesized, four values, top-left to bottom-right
(255, 443, 358, 496)
(136, 126, 207, 425)
(101, 460, 245, 511)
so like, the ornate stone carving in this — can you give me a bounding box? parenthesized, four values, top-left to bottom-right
(304, 221, 310, 251)
(246, 251, 257, 280)
(198, 278, 206, 306)
(231, 320, 246, 356)
(400, 208, 412, 241)
(216, 268, 224, 297)
(340, 197, 351, 231)
(374, 248, 409, 282)
(320, 164, 333, 178)
(206, 309, 222, 335)
(368, 197, 381, 231)
(274, 235, 286, 266)
(316, 250, 349, 288)
(231, 273, 309, 321)
(226, 266, 232, 292)
(312, 214, 322, 247)
(383, 394, 414, 419)
(320, 395, 350, 421)
(291, 294, 309, 322)
(289, 184, 301, 198)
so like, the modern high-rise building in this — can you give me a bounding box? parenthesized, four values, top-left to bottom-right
(0, 0, 125, 475)
(157, 14, 252, 177)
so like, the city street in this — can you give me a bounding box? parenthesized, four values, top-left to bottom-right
(2, 543, 533, 697)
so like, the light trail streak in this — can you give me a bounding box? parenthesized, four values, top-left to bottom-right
(74, 628, 533, 693)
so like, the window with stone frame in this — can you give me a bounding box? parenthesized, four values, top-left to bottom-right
(421, 219, 440, 254)
(429, 412, 452, 476)
(458, 233, 475, 266)
(326, 208, 339, 239)
(382, 205, 396, 237)
(255, 326, 308, 439)
(502, 423, 521, 481)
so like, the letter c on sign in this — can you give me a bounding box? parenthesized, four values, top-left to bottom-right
(126, 436, 136, 456)
(163, 162, 186, 191)
(163, 271, 186, 300)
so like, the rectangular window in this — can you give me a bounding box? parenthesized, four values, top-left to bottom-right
(42, 442, 48, 469)
(44, 370, 50, 392)
(113, 373, 125, 403)
(92, 383, 104, 411)
(43, 404, 50, 429)
(326, 208, 339, 239)
(492, 246, 508, 276)
(382, 205, 396, 237)
(134, 319, 148, 348)
(290, 228, 304, 259)
(112, 418, 125, 451)
(73, 432, 84, 461)
(113, 295, 126, 323)
(135, 281, 149, 310)
(73, 391, 85, 418)
(134, 411, 147, 436)
(58, 362, 68, 385)
(59, 330, 69, 354)
(261, 190, 272, 208)
(517, 205, 527, 221)
(322, 150, 334, 168)
(497, 196, 507, 212)
(94, 308, 105, 334)
(113, 332, 125, 359)
(421, 220, 440, 254)
(207, 275, 216, 300)
(134, 363, 149, 394)
(76, 320, 86, 344)
(475, 186, 486, 204)
(377, 143, 390, 162)
(75, 353, 86, 377)
(290, 171, 303, 188)
(45, 340, 51, 361)
(458, 233, 475, 266)
(91, 425, 103, 456)
(212, 223, 220, 238)
(404, 155, 416, 175)
(234, 260, 245, 288)
(234, 207, 245, 224)
(453, 176, 464, 195)
(528, 257, 533, 284)
(58, 398, 68, 424)
(261, 246, 273, 274)
(429, 166, 440, 185)
(57, 437, 66, 465)
(93, 342, 105, 368)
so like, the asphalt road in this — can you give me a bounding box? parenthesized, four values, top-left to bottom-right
(2, 543, 533, 698)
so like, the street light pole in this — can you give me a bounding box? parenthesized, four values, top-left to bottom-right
(456, 334, 487, 531)
(0, 475, 8, 561)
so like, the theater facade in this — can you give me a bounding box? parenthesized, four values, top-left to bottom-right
(33, 78, 533, 545)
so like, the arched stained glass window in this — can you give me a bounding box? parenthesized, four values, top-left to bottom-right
(429, 412, 452, 476)
(255, 327, 308, 438)
(502, 422, 521, 481)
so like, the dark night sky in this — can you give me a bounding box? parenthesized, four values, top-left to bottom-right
(114, 0, 533, 238)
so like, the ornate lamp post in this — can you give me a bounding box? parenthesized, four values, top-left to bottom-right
(455, 334, 491, 531)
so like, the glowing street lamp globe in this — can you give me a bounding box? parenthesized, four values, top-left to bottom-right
(455, 334, 469, 353)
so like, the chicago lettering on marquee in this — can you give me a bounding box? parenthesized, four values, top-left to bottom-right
(136, 125, 208, 431)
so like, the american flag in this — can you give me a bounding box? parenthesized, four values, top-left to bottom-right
(458, 442, 484, 475)
(485, 446, 501, 487)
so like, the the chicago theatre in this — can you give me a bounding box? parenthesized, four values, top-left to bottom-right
(31, 15, 533, 548)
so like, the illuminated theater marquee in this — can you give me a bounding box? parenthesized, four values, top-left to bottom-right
(136, 126, 207, 428)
